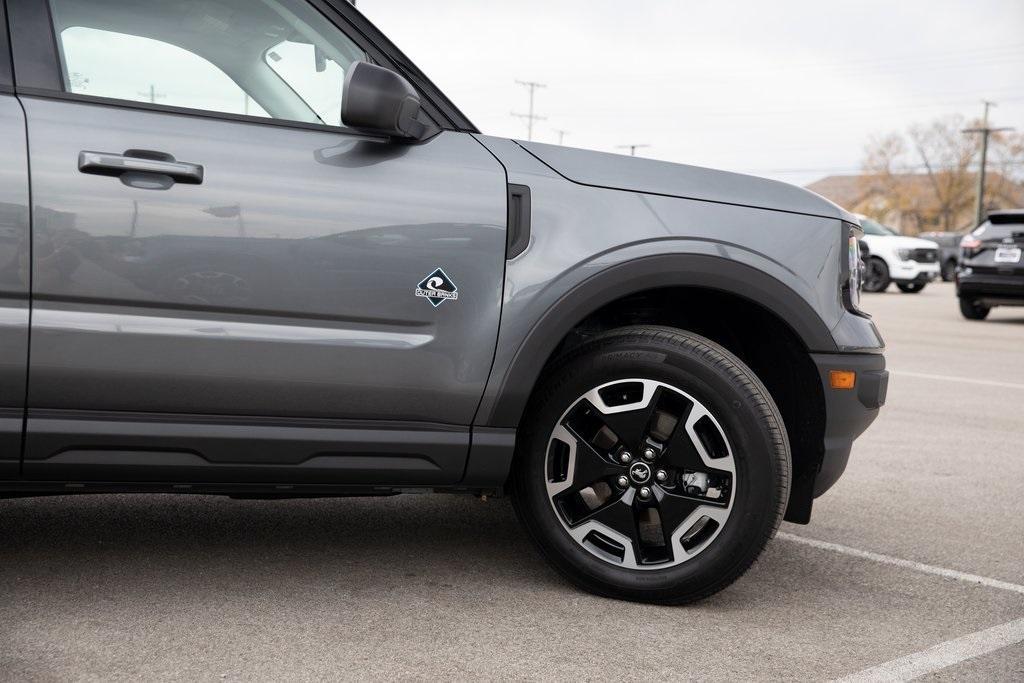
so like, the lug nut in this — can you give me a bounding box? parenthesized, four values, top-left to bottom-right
(655, 469, 668, 482)
(638, 486, 652, 499)
(616, 475, 629, 488)
(619, 451, 633, 464)
(642, 447, 657, 461)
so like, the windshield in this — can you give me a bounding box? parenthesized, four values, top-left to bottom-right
(860, 217, 896, 236)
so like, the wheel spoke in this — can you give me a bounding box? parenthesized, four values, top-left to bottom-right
(663, 401, 703, 470)
(591, 386, 664, 452)
(653, 489, 699, 548)
(562, 421, 623, 490)
(664, 401, 735, 475)
(574, 489, 640, 547)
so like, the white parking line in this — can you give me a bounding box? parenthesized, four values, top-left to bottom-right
(778, 533, 1024, 595)
(892, 370, 1024, 391)
(831, 617, 1024, 683)
(778, 533, 1024, 680)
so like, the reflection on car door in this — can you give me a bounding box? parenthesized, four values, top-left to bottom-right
(20, 102, 507, 484)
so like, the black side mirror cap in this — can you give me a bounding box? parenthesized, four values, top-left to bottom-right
(341, 61, 437, 141)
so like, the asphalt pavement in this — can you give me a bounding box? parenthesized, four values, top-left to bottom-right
(1, 281, 1022, 681)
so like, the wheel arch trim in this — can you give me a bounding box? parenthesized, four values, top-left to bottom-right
(480, 252, 838, 428)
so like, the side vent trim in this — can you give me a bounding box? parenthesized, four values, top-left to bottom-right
(506, 183, 532, 260)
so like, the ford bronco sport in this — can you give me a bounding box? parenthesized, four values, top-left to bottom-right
(0, 0, 887, 604)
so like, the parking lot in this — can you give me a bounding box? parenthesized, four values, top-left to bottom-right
(1, 281, 1021, 681)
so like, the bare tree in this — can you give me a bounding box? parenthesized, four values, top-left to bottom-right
(858, 115, 1023, 233)
(908, 116, 977, 231)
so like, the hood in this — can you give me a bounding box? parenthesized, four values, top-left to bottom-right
(516, 140, 855, 222)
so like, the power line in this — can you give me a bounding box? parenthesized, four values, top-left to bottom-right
(701, 44, 1024, 78)
(511, 80, 546, 141)
(616, 144, 650, 156)
(547, 91, 1024, 122)
(739, 159, 1024, 176)
(963, 101, 1016, 226)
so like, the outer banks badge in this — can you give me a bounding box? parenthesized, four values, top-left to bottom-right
(415, 268, 459, 307)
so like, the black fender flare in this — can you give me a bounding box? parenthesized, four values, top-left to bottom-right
(483, 253, 838, 427)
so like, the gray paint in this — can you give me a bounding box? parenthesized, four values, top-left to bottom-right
(518, 140, 858, 223)
(0, 95, 29, 478)
(23, 98, 507, 430)
(11, 96, 885, 486)
(470, 135, 882, 427)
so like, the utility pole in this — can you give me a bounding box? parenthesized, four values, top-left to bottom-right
(554, 129, 570, 145)
(963, 101, 1014, 227)
(137, 84, 165, 104)
(511, 80, 546, 141)
(617, 144, 650, 157)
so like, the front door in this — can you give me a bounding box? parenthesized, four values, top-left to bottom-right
(14, 0, 507, 484)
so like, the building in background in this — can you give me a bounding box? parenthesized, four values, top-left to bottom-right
(806, 172, 1024, 234)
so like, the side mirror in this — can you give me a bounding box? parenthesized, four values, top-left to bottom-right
(341, 61, 434, 141)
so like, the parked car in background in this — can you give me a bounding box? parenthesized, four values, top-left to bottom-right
(857, 215, 940, 293)
(957, 210, 1024, 320)
(919, 231, 964, 281)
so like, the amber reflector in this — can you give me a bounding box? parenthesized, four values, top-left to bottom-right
(829, 370, 856, 390)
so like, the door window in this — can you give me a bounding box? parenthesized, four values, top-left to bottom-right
(48, 0, 368, 127)
(59, 27, 271, 118)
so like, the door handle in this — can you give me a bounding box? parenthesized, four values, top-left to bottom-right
(78, 150, 204, 184)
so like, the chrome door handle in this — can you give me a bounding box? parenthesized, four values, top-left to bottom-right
(78, 150, 204, 184)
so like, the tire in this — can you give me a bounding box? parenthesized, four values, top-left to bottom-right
(941, 259, 957, 282)
(862, 257, 890, 293)
(511, 325, 790, 605)
(959, 297, 990, 320)
(897, 282, 926, 294)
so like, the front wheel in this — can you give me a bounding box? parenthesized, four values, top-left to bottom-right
(941, 259, 957, 282)
(511, 326, 790, 604)
(959, 297, 990, 320)
(862, 257, 891, 293)
(897, 282, 926, 293)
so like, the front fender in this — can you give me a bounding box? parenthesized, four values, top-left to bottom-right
(469, 134, 855, 430)
(477, 250, 838, 428)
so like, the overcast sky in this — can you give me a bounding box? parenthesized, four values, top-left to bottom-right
(358, 0, 1024, 186)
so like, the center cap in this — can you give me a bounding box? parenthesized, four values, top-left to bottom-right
(628, 462, 652, 485)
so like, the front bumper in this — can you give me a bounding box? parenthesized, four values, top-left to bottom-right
(891, 260, 939, 284)
(810, 352, 888, 497)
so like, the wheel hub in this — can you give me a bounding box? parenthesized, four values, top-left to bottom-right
(627, 462, 652, 485)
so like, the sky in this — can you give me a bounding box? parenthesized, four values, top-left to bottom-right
(357, 0, 1024, 187)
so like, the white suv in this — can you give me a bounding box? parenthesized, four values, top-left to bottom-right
(857, 215, 941, 293)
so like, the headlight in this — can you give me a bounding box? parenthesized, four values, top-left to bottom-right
(845, 229, 863, 312)
(896, 248, 912, 261)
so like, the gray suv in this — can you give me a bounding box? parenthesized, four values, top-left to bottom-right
(0, 0, 887, 604)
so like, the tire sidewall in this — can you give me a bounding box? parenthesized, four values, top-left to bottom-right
(863, 258, 890, 293)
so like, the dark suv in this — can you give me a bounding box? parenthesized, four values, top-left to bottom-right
(919, 231, 964, 282)
(957, 211, 1024, 320)
(0, 0, 886, 604)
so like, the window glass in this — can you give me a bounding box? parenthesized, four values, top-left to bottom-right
(48, 0, 368, 127)
(265, 40, 345, 126)
(59, 27, 271, 118)
(974, 221, 1022, 240)
(860, 218, 895, 236)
